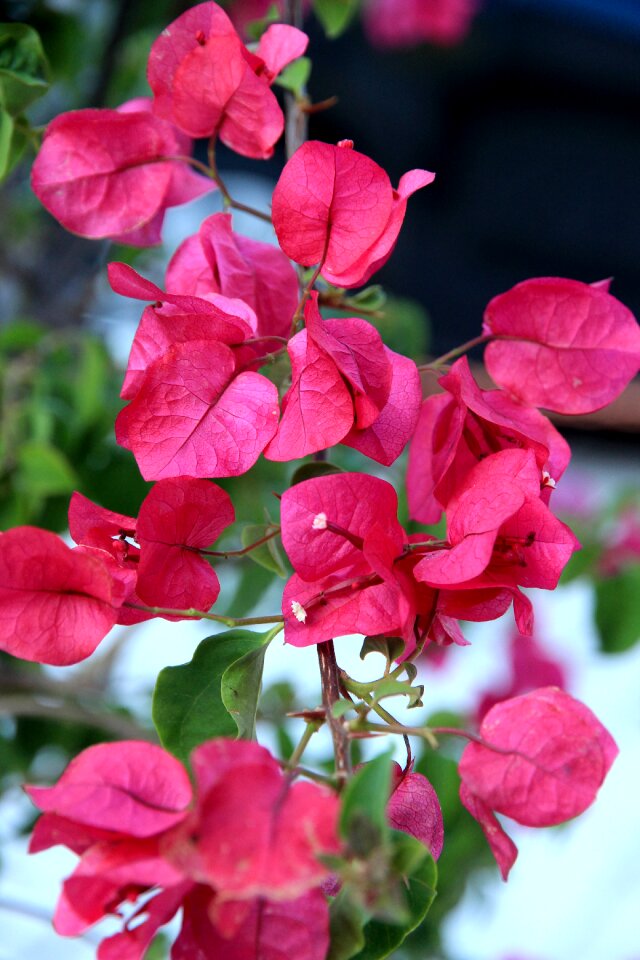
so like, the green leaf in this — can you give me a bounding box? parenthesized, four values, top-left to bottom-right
(595, 567, 640, 653)
(274, 57, 311, 97)
(345, 285, 387, 312)
(221, 640, 270, 739)
(0, 24, 49, 116)
(371, 677, 424, 709)
(290, 460, 344, 486)
(360, 635, 405, 664)
(0, 108, 28, 180)
(352, 846, 437, 960)
(340, 750, 392, 842)
(313, 0, 360, 37)
(328, 889, 367, 960)
(240, 523, 287, 577)
(72, 337, 109, 428)
(152, 629, 270, 763)
(15, 441, 77, 498)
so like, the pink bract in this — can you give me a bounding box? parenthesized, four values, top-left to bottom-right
(115, 339, 279, 480)
(166, 212, 299, 340)
(147, 3, 307, 158)
(407, 356, 570, 524)
(388, 763, 444, 860)
(364, 0, 479, 48)
(0, 527, 120, 665)
(31, 101, 213, 243)
(483, 277, 640, 414)
(272, 140, 434, 287)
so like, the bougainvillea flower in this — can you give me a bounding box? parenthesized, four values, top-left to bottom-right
(388, 762, 444, 859)
(265, 296, 420, 464)
(70, 479, 234, 616)
(364, 0, 479, 48)
(31, 99, 213, 243)
(459, 687, 617, 878)
(26, 738, 339, 956)
(272, 140, 434, 287)
(136, 477, 234, 609)
(174, 886, 330, 960)
(483, 277, 640, 414)
(407, 356, 571, 524)
(414, 448, 579, 591)
(148, 3, 308, 158)
(0, 527, 121, 665)
(115, 338, 280, 480)
(108, 262, 257, 400)
(166, 212, 299, 340)
(280, 473, 417, 645)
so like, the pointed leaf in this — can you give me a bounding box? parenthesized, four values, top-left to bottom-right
(152, 629, 270, 762)
(221, 640, 270, 738)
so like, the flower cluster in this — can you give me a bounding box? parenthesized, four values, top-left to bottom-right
(2, 1, 639, 955)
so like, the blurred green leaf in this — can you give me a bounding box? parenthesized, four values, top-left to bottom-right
(291, 460, 344, 485)
(595, 567, 640, 653)
(340, 750, 392, 843)
(15, 440, 77, 499)
(0, 109, 28, 180)
(314, 0, 360, 37)
(274, 56, 311, 97)
(240, 523, 287, 577)
(0, 23, 49, 116)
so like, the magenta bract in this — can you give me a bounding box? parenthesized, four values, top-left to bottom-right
(0, 527, 120, 665)
(483, 277, 640, 414)
(148, 3, 307, 158)
(31, 102, 213, 243)
(272, 140, 434, 287)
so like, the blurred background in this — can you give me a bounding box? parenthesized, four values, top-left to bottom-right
(0, 0, 639, 958)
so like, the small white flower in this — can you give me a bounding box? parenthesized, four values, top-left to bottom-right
(542, 471, 556, 489)
(312, 512, 328, 530)
(290, 600, 307, 623)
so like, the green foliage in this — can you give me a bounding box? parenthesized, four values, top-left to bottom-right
(152, 629, 272, 764)
(340, 751, 392, 843)
(328, 830, 437, 960)
(241, 523, 288, 577)
(274, 56, 311, 97)
(313, 0, 360, 38)
(0, 23, 49, 180)
(0, 324, 147, 531)
(595, 567, 640, 653)
(291, 459, 345, 485)
(0, 23, 49, 116)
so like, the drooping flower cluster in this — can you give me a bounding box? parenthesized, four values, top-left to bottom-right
(4, 1, 639, 952)
(26, 739, 340, 959)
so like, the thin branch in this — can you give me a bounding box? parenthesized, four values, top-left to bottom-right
(0, 694, 155, 742)
(317, 641, 352, 784)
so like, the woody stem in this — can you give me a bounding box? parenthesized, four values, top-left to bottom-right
(317, 640, 352, 784)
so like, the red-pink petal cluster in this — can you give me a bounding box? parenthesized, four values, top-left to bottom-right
(272, 140, 434, 288)
(26, 738, 340, 959)
(364, 0, 479, 48)
(265, 295, 421, 464)
(0, 527, 122, 666)
(69, 476, 234, 622)
(166, 212, 299, 341)
(459, 687, 618, 879)
(280, 472, 415, 647)
(109, 262, 280, 479)
(482, 277, 640, 414)
(31, 98, 214, 244)
(413, 448, 580, 632)
(407, 356, 570, 524)
(148, 3, 307, 158)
